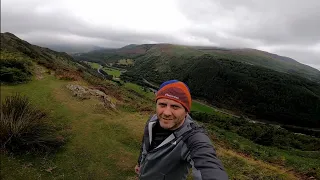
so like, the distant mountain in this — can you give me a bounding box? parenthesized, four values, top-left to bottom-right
(75, 44, 320, 82)
(196, 47, 320, 82)
(75, 43, 320, 128)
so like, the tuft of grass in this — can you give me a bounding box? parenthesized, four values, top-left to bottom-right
(0, 93, 64, 153)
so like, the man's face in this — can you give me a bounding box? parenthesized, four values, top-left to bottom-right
(156, 98, 188, 130)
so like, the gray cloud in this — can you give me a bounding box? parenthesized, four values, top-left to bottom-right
(177, 0, 320, 68)
(1, 0, 320, 70)
(1, 6, 177, 47)
(178, 0, 320, 45)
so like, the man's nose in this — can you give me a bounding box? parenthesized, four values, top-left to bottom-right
(163, 106, 172, 116)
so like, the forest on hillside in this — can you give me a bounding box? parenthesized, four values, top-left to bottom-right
(122, 54, 320, 128)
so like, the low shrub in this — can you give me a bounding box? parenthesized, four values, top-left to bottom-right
(0, 58, 33, 84)
(0, 93, 64, 154)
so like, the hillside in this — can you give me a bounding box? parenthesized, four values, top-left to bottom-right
(196, 47, 320, 82)
(75, 43, 320, 82)
(1, 33, 320, 179)
(1, 32, 78, 71)
(3, 72, 317, 180)
(75, 44, 320, 128)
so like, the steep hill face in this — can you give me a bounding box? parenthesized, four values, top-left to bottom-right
(197, 47, 320, 82)
(125, 54, 320, 128)
(1, 32, 78, 71)
(0, 32, 114, 87)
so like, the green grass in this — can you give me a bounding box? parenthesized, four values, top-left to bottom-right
(191, 101, 233, 119)
(0, 74, 142, 179)
(102, 67, 121, 78)
(218, 150, 291, 180)
(191, 101, 215, 113)
(1, 71, 309, 180)
(208, 125, 320, 179)
(86, 62, 100, 69)
(124, 82, 155, 99)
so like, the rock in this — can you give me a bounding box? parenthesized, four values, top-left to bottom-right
(66, 84, 116, 110)
(66, 84, 90, 100)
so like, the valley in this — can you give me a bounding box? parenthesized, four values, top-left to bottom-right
(1, 32, 319, 179)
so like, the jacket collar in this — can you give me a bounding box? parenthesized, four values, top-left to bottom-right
(148, 114, 194, 139)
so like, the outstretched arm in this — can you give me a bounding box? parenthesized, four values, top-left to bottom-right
(137, 116, 152, 166)
(137, 131, 145, 166)
(187, 132, 228, 180)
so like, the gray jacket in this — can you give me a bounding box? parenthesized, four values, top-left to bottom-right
(138, 114, 228, 180)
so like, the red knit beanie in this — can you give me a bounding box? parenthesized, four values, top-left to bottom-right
(156, 80, 191, 112)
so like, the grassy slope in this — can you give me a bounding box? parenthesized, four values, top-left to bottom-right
(192, 101, 216, 114)
(1, 71, 303, 180)
(1, 73, 143, 179)
(192, 102, 320, 178)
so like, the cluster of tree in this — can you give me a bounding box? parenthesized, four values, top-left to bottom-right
(190, 111, 320, 151)
(124, 54, 320, 128)
(112, 63, 133, 70)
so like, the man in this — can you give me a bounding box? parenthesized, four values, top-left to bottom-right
(135, 80, 228, 180)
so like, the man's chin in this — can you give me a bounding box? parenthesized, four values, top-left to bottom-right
(159, 121, 173, 130)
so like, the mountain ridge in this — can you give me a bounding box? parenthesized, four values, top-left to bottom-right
(75, 43, 320, 82)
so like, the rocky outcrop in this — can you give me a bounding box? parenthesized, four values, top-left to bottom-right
(66, 84, 116, 110)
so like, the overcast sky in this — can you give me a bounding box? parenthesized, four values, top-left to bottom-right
(1, 0, 320, 70)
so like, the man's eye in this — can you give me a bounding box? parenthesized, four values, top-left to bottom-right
(172, 106, 179, 109)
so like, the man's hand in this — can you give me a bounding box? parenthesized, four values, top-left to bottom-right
(134, 164, 140, 175)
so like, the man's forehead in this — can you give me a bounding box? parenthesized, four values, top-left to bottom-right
(157, 98, 183, 106)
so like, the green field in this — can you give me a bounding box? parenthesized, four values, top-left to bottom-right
(86, 62, 101, 69)
(191, 101, 215, 113)
(102, 67, 121, 78)
(124, 82, 155, 100)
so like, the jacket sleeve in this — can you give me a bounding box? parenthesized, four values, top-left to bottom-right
(137, 132, 145, 165)
(137, 117, 151, 165)
(187, 132, 228, 180)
